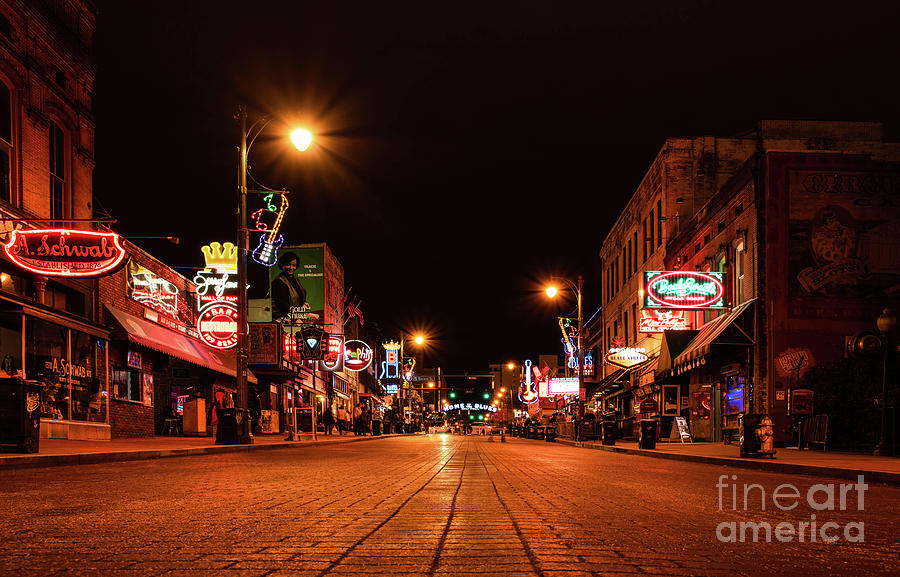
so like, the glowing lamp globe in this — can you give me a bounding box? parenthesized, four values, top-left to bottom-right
(290, 128, 313, 152)
(545, 286, 559, 298)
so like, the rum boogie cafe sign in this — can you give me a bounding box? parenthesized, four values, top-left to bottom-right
(3, 229, 127, 277)
(643, 271, 726, 309)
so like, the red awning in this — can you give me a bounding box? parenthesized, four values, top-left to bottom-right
(105, 305, 256, 383)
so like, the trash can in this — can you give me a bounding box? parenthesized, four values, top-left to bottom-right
(638, 419, 657, 449)
(601, 412, 617, 446)
(216, 408, 251, 444)
(0, 378, 41, 453)
(372, 420, 381, 436)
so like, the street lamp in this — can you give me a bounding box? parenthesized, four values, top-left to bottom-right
(545, 275, 585, 427)
(400, 331, 427, 426)
(235, 105, 312, 444)
(874, 308, 896, 456)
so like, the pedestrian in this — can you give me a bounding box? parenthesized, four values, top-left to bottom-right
(323, 405, 335, 435)
(363, 405, 372, 435)
(336, 404, 349, 435)
(353, 402, 363, 435)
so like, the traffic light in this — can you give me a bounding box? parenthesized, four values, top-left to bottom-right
(483, 393, 490, 399)
(449, 391, 456, 399)
(845, 331, 882, 359)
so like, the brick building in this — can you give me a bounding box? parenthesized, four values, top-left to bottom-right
(592, 120, 900, 448)
(0, 0, 111, 440)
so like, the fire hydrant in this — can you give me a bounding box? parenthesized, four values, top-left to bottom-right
(754, 416, 776, 457)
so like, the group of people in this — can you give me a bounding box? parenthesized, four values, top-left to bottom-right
(322, 401, 374, 436)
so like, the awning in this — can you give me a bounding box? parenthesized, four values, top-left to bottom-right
(588, 368, 627, 397)
(656, 330, 700, 374)
(358, 393, 389, 408)
(670, 299, 756, 375)
(105, 305, 256, 383)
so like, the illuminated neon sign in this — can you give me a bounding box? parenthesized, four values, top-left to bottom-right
(605, 346, 649, 369)
(197, 303, 239, 349)
(3, 228, 126, 277)
(343, 340, 373, 371)
(379, 341, 401, 379)
(250, 193, 288, 266)
(639, 309, 689, 332)
(445, 403, 497, 412)
(128, 261, 182, 320)
(548, 377, 579, 395)
(318, 336, 344, 371)
(644, 271, 726, 309)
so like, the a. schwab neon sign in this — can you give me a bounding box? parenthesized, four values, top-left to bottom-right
(643, 271, 726, 309)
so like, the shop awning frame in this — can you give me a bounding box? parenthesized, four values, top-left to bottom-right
(670, 299, 756, 375)
(105, 305, 256, 383)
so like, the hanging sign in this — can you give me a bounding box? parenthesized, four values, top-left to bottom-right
(446, 403, 497, 412)
(249, 323, 280, 365)
(379, 341, 401, 379)
(548, 376, 579, 396)
(318, 335, 344, 371)
(343, 340, 373, 371)
(644, 271, 726, 309)
(605, 346, 649, 369)
(3, 229, 127, 277)
(639, 310, 689, 332)
(128, 261, 182, 320)
(197, 303, 239, 349)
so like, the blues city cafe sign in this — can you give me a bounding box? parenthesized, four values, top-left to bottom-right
(643, 271, 726, 309)
(4, 229, 127, 277)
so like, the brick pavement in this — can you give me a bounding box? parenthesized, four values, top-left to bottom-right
(0, 435, 897, 577)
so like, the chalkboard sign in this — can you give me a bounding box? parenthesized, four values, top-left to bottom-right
(675, 416, 692, 443)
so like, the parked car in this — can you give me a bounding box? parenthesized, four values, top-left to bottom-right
(469, 422, 493, 435)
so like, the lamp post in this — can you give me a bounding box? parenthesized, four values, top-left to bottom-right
(874, 308, 896, 456)
(546, 274, 585, 427)
(235, 105, 312, 444)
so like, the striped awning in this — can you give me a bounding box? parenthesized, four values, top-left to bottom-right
(671, 299, 756, 375)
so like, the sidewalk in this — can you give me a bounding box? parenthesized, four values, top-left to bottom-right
(0, 432, 403, 471)
(555, 437, 900, 485)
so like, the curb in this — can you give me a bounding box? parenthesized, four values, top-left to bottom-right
(0, 434, 408, 471)
(553, 438, 900, 485)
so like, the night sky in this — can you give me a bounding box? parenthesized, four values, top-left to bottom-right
(92, 1, 900, 372)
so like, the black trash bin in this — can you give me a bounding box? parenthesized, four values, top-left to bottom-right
(601, 412, 617, 446)
(638, 419, 658, 449)
(0, 378, 41, 453)
(216, 408, 251, 444)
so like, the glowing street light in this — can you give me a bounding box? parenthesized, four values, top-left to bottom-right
(545, 275, 585, 436)
(290, 128, 313, 151)
(545, 286, 559, 298)
(235, 105, 313, 444)
(414, 334, 425, 346)
(506, 362, 515, 370)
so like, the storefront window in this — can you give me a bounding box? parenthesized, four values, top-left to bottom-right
(25, 317, 106, 422)
(111, 368, 142, 402)
(724, 376, 746, 415)
(0, 313, 22, 378)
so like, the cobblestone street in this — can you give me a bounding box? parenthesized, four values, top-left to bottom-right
(1, 435, 897, 576)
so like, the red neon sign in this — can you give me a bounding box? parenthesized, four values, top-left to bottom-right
(639, 310, 688, 332)
(197, 303, 238, 349)
(3, 229, 127, 277)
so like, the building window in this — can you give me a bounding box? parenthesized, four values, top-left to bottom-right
(0, 83, 11, 204)
(642, 219, 647, 262)
(623, 310, 628, 344)
(632, 303, 638, 340)
(0, 13, 10, 39)
(622, 246, 627, 280)
(112, 367, 142, 402)
(656, 199, 662, 247)
(614, 257, 619, 292)
(633, 231, 638, 273)
(49, 121, 66, 222)
(648, 210, 655, 255)
(734, 203, 743, 217)
(735, 244, 746, 304)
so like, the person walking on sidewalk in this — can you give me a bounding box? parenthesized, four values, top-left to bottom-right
(336, 405, 349, 435)
(323, 405, 335, 435)
(353, 403, 363, 436)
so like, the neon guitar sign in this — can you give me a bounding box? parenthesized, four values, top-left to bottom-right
(250, 193, 289, 266)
